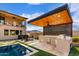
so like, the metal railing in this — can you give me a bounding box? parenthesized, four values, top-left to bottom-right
(0, 22, 26, 28)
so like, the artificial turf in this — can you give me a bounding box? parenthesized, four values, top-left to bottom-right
(69, 46, 79, 56)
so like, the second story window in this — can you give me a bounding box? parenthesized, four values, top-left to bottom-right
(0, 16, 5, 25)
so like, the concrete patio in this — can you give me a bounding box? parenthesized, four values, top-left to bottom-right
(27, 40, 69, 56)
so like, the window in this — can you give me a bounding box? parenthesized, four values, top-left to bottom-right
(16, 30, 19, 35)
(0, 16, 5, 25)
(10, 30, 20, 35)
(10, 30, 16, 35)
(20, 30, 22, 35)
(4, 30, 9, 35)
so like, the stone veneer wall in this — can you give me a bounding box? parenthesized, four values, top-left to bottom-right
(39, 35, 72, 55)
(0, 25, 26, 40)
(43, 24, 72, 36)
(73, 31, 79, 36)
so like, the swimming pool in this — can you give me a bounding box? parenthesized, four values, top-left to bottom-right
(0, 44, 32, 56)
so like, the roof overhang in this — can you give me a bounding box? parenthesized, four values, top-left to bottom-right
(0, 10, 28, 22)
(28, 4, 73, 27)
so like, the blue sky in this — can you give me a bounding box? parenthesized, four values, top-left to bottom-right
(0, 3, 79, 31)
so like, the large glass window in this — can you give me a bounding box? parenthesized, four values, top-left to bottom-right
(4, 30, 9, 35)
(4, 30, 20, 36)
(10, 30, 16, 35)
(0, 16, 5, 25)
(16, 30, 19, 35)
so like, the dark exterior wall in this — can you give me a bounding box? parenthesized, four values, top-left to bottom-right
(43, 24, 72, 36)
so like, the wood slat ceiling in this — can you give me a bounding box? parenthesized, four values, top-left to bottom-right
(30, 10, 72, 27)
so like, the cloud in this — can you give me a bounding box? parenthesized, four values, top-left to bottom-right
(21, 12, 44, 21)
(21, 12, 44, 31)
(69, 3, 79, 30)
(27, 3, 41, 5)
(73, 20, 79, 25)
(26, 24, 43, 31)
(69, 3, 79, 13)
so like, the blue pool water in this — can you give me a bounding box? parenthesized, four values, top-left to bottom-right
(0, 44, 32, 56)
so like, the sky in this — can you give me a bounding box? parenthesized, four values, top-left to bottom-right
(0, 3, 79, 31)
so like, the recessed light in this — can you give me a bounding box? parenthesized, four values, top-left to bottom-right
(57, 15, 61, 17)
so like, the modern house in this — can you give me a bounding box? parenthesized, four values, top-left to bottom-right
(0, 10, 27, 40)
(28, 4, 73, 36)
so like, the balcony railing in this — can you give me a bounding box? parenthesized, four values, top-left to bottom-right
(0, 22, 26, 28)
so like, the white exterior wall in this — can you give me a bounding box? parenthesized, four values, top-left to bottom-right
(0, 25, 26, 40)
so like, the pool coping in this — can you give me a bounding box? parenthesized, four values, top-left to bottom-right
(16, 42, 38, 56)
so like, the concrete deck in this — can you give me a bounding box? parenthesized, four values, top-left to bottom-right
(27, 40, 66, 56)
